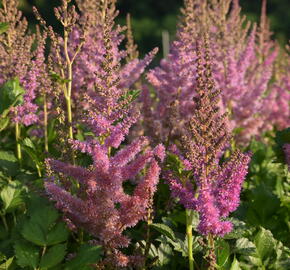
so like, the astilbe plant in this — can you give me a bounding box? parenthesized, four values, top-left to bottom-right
(146, 0, 287, 145)
(165, 37, 251, 270)
(0, 0, 53, 159)
(44, 2, 165, 268)
(70, 0, 158, 124)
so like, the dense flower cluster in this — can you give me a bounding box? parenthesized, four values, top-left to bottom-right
(166, 38, 251, 236)
(46, 136, 164, 267)
(146, 0, 289, 144)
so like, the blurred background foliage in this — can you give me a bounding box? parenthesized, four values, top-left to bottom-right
(2, 0, 290, 57)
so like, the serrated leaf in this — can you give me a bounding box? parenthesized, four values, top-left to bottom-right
(157, 243, 172, 266)
(254, 227, 276, 261)
(235, 238, 256, 256)
(21, 221, 47, 246)
(0, 23, 9, 35)
(0, 257, 13, 270)
(22, 203, 68, 246)
(0, 78, 25, 114)
(230, 257, 241, 270)
(151, 223, 175, 240)
(0, 181, 23, 213)
(46, 222, 69, 246)
(14, 241, 39, 268)
(22, 138, 36, 150)
(39, 244, 66, 269)
(30, 205, 59, 231)
(64, 245, 102, 270)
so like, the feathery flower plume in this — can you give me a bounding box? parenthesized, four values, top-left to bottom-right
(147, 0, 285, 144)
(166, 35, 251, 237)
(45, 1, 163, 268)
(165, 35, 251, 270)
(70, 0, 157, 120)
(0, 0, 34, 85)
(0, 0, 43, 127)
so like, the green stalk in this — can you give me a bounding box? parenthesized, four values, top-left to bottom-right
(64, 29, 74, 142)
(15, 122, 22, 161)
(65, 95, 73, 141)
(186, 209, 194, 270)
(36, 164, 42, 178)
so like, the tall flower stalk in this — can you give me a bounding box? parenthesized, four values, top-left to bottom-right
(166, 35, 251, 268)
(43, 1, 164, 268)
(186, 209, 195, 270)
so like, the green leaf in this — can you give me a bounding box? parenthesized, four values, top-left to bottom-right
(21, 202, 68, 246)
(0, 117, 9, 132)
(0, 257, 13, 270)
(14, 240, 39, 269)
(21, 221, 47, 246)
(216, 240, 230, 267)
(39, 244, 66, 269)
(0, 78, 25, 114)
(0, 181, 23, 213)
(151, 223, 175, 240)
(64, 245, 102, 270)
(30, 205, 59, 231)
(235, 238, 256, 256)
(0, 151, 19, 177)
(46, 222, 69, 246)
(254, 227, 276, 261)
(157, 243, 172, 266)
(22, 138, 42, 168)
(22, 137, 36, 150)
(0, 23, 9, 35)
(230, 257, 241, 270)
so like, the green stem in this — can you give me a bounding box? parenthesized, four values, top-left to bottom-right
(1, 215, 8, 231)
(186, 209, 194, 270)
(36, 164, 42, 178)
(41, 246, 47, 257)
(65, 89, 73, 141)
(63, 28, 75, 164)
(64, 28, 73, 142)
(15, 122, 22, 161)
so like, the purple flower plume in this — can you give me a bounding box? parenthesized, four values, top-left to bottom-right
(165, 37, 251, 237)
(45, 134, 164, 267)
